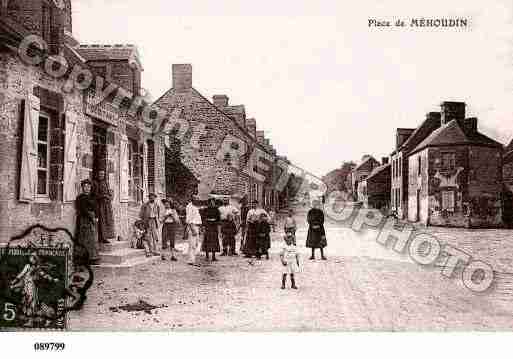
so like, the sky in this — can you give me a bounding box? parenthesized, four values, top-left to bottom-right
(73, 0, 513, 177)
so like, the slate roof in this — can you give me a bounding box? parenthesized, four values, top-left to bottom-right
(366, 163, 391, 181)
(354, 156, 379, 172)
(76, 44, 142, 68)
(411, 119, 503, 154)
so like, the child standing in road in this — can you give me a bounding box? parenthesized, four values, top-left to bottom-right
(280, 231, 300, 289)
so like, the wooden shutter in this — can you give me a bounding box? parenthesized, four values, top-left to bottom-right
(63, 111, 78, 202)
(142, 141, 149, 201)
(119, 136, 130, 202)
(19, 94, 40, 202)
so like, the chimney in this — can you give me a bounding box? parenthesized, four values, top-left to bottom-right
(461, 117, 478, 134)
(256, 130, 265, 144)
(382, 157, 389, 165)
(224, 105, 246, 129)
(213, 95, 229, 108)
(246, 118, 257, 138)
(172, 64, 192, 91)
(441, 101, 465, 125)
(396, 128, 415, 149)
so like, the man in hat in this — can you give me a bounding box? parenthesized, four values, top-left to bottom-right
(185, 194, 203, 265)
(219, 196, 240, 256)
(139, 193, 161, 256)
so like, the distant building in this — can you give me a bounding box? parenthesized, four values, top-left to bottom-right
(407, 105, 503, 228)
(390, 113, 441, 219)
(352, 155, 380, 202)
(360, 158, 391, 210)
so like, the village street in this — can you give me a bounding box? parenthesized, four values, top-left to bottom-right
(68, 206, 513, 331)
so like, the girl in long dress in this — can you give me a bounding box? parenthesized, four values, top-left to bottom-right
(201, 198, 221, 261)
(75, 179, 100, 264)
(306, 200, 327, 260)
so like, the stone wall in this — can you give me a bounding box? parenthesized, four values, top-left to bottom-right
(154, 86, 275, 205)
(0, 51, 164, 243)
(407, 145, 502, 228)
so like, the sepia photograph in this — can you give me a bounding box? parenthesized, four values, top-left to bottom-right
(1, 0, 513, 356)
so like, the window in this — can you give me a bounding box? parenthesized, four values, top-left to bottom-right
(36, 113, 50, 198)
(442, 153, 456, 170)
(442, 191, 455, 212)
(146, 139, 155, 193)
(417, 156, 421, 176)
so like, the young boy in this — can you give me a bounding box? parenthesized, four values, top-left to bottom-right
(256, 213, 271, 260)
(221, 213, 238, 256)
(283, 210, 297, 245)
(133, 220, 151, 257)
(280, 231, 300, 289)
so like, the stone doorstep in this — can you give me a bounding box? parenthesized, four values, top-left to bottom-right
(91, 255, 161, 276)
(100, 240, 131, 252)
(99, 247, 148, 265)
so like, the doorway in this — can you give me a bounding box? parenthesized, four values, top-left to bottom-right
(92, 122, 108, 180)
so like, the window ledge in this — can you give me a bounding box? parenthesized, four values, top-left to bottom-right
(34, 197, 52, 204)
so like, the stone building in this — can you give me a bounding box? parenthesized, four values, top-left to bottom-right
(153, 64, 284, 208)
(390, 112, 441, 219)
(359, 158, 390, 210)
(503, 139, 513, 227)
(407, 104, 503, 228)
(352, 155, 379, 202)
(0, 0, 166, 267)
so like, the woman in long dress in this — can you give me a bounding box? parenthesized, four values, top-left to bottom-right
(75, 179, 100, 264)
(93, 170, 115, 244)
(306, 200, 327, 260)
(201, 198, 221, 261)
(243, 200, 259, 257)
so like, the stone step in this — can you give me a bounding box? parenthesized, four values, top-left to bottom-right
(99, 247, 148, 265)
(100, 240, 131, 252)
(92, 255, 161, 276)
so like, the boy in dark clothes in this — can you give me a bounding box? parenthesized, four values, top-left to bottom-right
(256, 213, 271, 260)
(221, 213, 238, 256)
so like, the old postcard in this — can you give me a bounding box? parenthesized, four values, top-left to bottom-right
(1, 0, 513, 355)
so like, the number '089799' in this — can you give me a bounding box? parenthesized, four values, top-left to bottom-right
(34, 343, 66, 351)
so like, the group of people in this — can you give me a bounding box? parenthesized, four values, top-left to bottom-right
(74, 172, 329, 290)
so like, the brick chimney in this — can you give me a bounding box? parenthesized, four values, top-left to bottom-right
(441, 101, 465, 126)
(172, 64, 192, 92)
(246, 118, 257, 138)
(256, 130, 265, 144)
(382, 157, 389, 165)
(213, 95, 229, 108)
(460, 117, 478, 134)
(224, 104, 246, 128)
(396, 128, 415, 149)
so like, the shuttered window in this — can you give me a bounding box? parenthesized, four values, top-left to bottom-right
(36, 113, 50, 197)
(146, 139, 155, 194)
(20, 88, 65, 203)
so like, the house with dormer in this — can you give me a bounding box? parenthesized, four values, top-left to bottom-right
(407, 103, 503, 228)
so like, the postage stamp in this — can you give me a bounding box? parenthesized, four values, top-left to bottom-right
(0, 246, 68, 330)
(0, 224, 93, 331)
